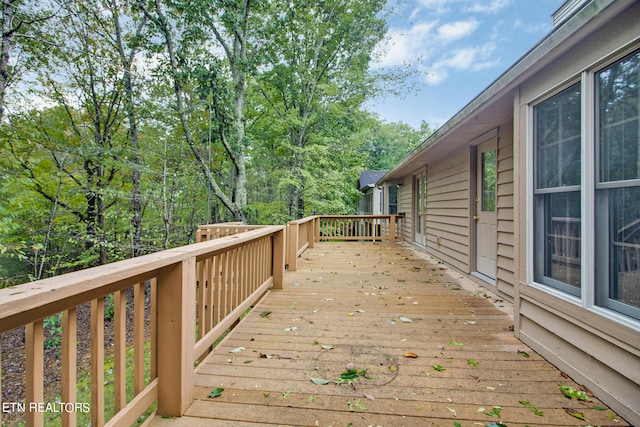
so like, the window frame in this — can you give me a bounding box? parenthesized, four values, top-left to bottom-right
(526, 44, 640, 327)
(531, 81, 583, 297)
(593, 48, 640, 320)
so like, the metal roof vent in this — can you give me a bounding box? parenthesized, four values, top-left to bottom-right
(552, 0, 589, 28)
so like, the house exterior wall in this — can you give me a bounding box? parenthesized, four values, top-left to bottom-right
(425, 149, 470, 273)
(398, 174, 413, 241)
(383, 1, 639, 423)
(514, 4, 640, 423)
(496, 122, 515, 299)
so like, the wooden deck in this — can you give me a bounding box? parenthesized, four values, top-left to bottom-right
(150, 242, 629, 426)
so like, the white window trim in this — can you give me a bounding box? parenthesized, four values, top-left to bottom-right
(525, 69, 640, 331)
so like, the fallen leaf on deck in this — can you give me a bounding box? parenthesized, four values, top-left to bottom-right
(363, 393, 375, 401)
(399, 316, 412, 323)
(229, 347, 245, 353)
(278, 354, 292, 359)
(564, 407, 585, 420)
(260, 310, 272, 318)
(321, 344, 334, 350)
(404, 352, 419, 358)
(310, 378, 329, 385)
(208, 387, 224, 398)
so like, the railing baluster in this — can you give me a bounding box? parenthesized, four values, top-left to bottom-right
(205, 255, 214, 335)
(150, 278, 157, 380)
(91, 297, 105, 427)
(62, 307, 78, 427)
(197, 259, 206, 341)
(113, 290, 127, 412)
(213, 254, 221, 326)
(220, 252, 229, 319)
(134, 283, 145, 395)
(26, 319, 44, 427)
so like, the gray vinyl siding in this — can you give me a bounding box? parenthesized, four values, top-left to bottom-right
(398, 175, 413, 242)
(425, 150, 470, 273)
(496, 124, 515, 299)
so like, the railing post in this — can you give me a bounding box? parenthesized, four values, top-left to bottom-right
(307, 219, 315, 249)
(287, 222, 299, 272)
(315, 217, 321, 242)
(273, 228, 285, 290)
(156, 258, 196, 416)
(390, 215, 396, 243)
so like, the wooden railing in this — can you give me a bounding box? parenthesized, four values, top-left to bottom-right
(318, 215, 400, 242)
(286, 215, 402, 271)
(0, 226, 285, 427)
(195, 222, 267, 242)
(286, 216, 320, 272)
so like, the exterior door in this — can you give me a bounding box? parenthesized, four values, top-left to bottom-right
(414, 171, 427, 246)
(475, 141, 497, 279)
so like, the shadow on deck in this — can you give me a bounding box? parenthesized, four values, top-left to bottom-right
(150, 242, 627, 426)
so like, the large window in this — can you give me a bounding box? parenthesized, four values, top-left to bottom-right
(596, 50, 640, 319)
(533, 83, 582, 295)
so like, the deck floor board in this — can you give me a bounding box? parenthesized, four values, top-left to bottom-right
(150, 242, 630, 426)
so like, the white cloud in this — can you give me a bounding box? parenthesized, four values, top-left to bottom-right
(463, 0, 511, 13)
(417, 0, 511, 14)
(372, 22, 437, 68)
(423, 42, 499, 85)
(424, 69, 449, 85)
(437, 19, 479, 41)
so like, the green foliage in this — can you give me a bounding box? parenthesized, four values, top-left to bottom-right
(0, 0, 431, 285)
(43, 314, 62, 349)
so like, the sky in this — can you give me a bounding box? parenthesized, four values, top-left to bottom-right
(366, 0, 566, 129)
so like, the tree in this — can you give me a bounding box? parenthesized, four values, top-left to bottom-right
(256, 0, 388, 219)
(8, 2, 129, 266)
(137, 0, 262, 222)
(105, 0, 149, 256)
(361, 119, 430, 170)
(0, 0, 58, 122)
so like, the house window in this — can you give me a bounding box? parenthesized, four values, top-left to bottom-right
(388, 185, 398, 214)
(595, 50, 640, 319)
(482, 150, 497, 212)
(533, 82, 582, 296)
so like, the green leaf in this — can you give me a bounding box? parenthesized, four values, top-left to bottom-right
(484, 406, 502, 417)
(208, 387, 224, 398)
(433, 364, 444, 371)
(311, 377, 329, 385)
(449, 340, 464, 347)
(467, 359, 479, 367)
(518, 350, 529, 357)
(340, 368, 359, 380)
(559, 385, 587, 400)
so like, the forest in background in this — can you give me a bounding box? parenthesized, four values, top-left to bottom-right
(0, 0, 431, 286)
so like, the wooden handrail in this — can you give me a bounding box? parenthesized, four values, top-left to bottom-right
(0, 216, 404, 426)
(0, 225, 285, 426)
(285, 215, 402, 271)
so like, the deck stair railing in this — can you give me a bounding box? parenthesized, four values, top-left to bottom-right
(0, 226, 285, 427)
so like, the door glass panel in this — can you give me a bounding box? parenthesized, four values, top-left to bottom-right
(482, 150, 496, 212)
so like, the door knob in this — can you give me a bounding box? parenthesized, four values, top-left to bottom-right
(473, 215, 480, 221)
